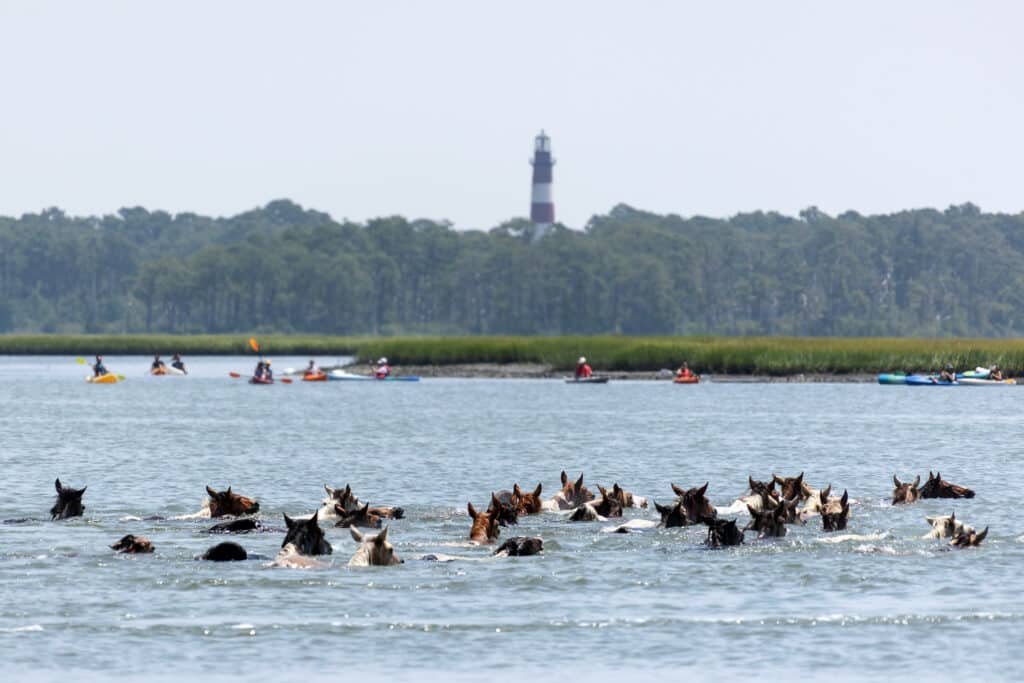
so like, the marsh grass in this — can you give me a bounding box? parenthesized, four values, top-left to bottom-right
(3, 334, 1024, 375)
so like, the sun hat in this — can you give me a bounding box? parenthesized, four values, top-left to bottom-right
(378, 357, 388, 364)
(578, 357, 586, 364)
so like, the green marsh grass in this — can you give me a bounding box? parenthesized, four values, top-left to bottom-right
(3, 334, 1024, 375)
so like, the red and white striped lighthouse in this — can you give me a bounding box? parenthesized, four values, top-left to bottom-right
(529, 130, 555, 230)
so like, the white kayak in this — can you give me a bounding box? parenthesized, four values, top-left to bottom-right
(328, 370, 420, 382)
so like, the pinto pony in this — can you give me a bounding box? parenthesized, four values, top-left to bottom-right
(324, 484, 405, 520)
(548, 471, 595, 511)
(205, 486, 260, 517)
(51, 478, 86, 520)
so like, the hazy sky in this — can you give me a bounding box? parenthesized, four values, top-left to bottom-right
(1, 1, 1021, 229)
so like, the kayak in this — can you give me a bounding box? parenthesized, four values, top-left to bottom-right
(565, 377, 609, 384)
(673, 376, 700, 384)
(249, 377, 274, 385)
(904, 375, 958, 386)
(958, 378, 1016, 386)
(86, 374, 118, 384)
(151, 367, 167, 376)
(878, 372, 906, 385)
(302, 373, 328, 382)
(328, 371, 420, 382)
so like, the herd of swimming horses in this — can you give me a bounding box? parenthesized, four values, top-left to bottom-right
(44, 468, 987, 568)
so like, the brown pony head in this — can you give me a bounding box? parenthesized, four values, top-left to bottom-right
(487, 492, 519, 527)
(744, 494, 788, 537)
(892, 475, 922, 505)
(468, 501, 501, 544)
(670, 482, 716, 525)
(559, 471, 595, 508)
(206, 485, 260, 517)
(820, 489, 850, 532)
(772, 472, 812, 501)
(705, 518, 744, 547)
(594, 486, 625, 518)
(919, 472, 975, 499)
(334, 502, 383, 529)
(51, 478, 87, 520)
(282, 510, 332, 555)
(748, 476, 779, 501)
(950, 526, 988, 548)
(655, 500, 689, 528)
(512, 483, 544, 514)
(110, 534, 154, 554)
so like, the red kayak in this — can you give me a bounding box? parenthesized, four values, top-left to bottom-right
(673, 375, 700, 384)
(302, 373, 327, 382)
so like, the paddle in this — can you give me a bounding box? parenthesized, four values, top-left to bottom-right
(229, 371, 291, 383)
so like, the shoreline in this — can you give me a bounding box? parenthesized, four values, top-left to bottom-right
(335, 363, 877, 383)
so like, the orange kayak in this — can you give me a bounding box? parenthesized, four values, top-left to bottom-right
(673, 375, 699, 384)
(302, 373, 328, 382)
(86, 374, 119, 384)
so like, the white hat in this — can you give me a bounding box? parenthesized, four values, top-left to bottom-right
(378, 357, 388, 364)
(578, 357, 586, 364)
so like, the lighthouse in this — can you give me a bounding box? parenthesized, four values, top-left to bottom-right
(529, 130, 555, 238)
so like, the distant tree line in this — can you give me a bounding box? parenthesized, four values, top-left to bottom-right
(1, 199, 1022, 337)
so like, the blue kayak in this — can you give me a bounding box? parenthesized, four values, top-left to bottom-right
(904, 374, 958, 386)
(328, 371, 420, 382)
(878, 373, 907, 385)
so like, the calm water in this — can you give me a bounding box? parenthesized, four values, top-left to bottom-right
(1, 356, 1022, 681)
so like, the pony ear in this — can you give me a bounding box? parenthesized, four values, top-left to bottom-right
(655, 501, 669, 514)
(513, 484, 522, 496)
(671, 483, 686, 497)
(821, 485, 832, 501)
(283, 513, 294, 528)
(324, 484, 334, 496)
(350, 527, 364, 543)
(77, 486, 87, 495)
(206, 485, 218, 498)
(598, 485, 609, 497)
(376, 526, 389, 544)
(226, 487, 232, 495)
(893, 475, 901, 488)
(840, 490, 848, 505)
(467, 503, 477, 519)
(935, 472, 941, 482)
(55, 478, 63, 493)
(575, 474, 584, 490)
(950, 511, 955, 522)
(797, 472, 804, 483)
(534, 483, 543, 497)
(913, 475, 920, 488)
(359, 503, 369, 515)
(974, 527, 988, 544)
(560, 471, 568, 486)
(772, 473, 783, 484)
(490, 492, 500, 508)
(749, 476, 756, 490)
(925, 516, 935, 524)
(697, 482, 709, 497)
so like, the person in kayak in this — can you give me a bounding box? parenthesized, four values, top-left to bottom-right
(305, 359, 321, 376)
(171, 353, 187, 374)
(575, 357, 593, 380)
(373, 357, 391, 379)
(989, 365, 1003, 381)
(676, 361, 694, 379)
(253, 360, 267, 380)
(933, 364, 957, 383)
(263, 359, 273, 380)
(92, 355, 109, 377)
(151, 355, 167, 373)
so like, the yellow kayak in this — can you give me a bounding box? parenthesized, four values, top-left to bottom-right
(86, 374, 119, 384)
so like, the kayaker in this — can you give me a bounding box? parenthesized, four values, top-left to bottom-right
(374, 357, 391, 379)
(305, 360, 321, 376)
(151, 355, 167, 373)
(936, 364, 957, 383)
(253, 360, 266, 380)
(989, 365, 1003, 381)
(575, 357, 593, 379)
(264, 359, 273, 380)
(676, 361, 694, 379)
(171, 353, 187, 374)
(92, 355, 109, 377)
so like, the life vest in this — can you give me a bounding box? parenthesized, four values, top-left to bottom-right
(576, 364, 592, 378)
